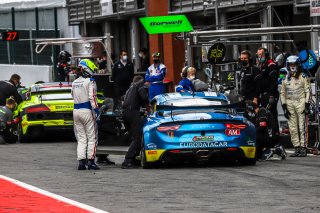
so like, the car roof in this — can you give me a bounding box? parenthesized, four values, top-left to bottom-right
(30, 82, 72, 93)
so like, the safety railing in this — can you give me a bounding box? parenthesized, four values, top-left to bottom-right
(168, 0, 301, 13)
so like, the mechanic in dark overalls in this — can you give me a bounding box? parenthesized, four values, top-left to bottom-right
(121, 76, 149, 169)
(256, 47, 280, 130)
(239, 50, 262, 104)
(0, 98, 19, 144)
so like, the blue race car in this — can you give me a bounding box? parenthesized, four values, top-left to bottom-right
(141, 92, 257, 168)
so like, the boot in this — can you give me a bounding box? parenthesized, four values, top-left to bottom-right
(88, 159, 100, 170)
(121, 159, 139, 169)
(78, 159, 87, 170)
(290, 147, 300, 157)
(298, 147, 307, 157)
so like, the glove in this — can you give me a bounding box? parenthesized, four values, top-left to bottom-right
(12, 117, 21, 124)
(268, 96, 275, 105)
(304, 102, 310, 114)
(282, 104, 291, 119)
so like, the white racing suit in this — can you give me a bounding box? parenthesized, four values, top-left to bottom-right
(280, 73, 310, 148)
(71, 76, 99, 161)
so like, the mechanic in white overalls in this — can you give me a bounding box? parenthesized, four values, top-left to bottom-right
(71, 59, 100, 170)
(280, 56, 311, 157)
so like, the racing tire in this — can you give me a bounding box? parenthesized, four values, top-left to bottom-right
(18, 123, 29, 143)
(239, 157, 257, 166)
(141, 137, 155, 169)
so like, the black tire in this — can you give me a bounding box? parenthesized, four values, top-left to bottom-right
(239, 157, 257, 166)
(18, 123, 29, 143)
(141, 137, 154, 169)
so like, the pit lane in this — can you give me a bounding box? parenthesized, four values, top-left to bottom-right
(0, 141, 320, 213)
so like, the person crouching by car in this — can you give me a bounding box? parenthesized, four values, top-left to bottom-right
(121, 75, 149, 169)
(0, 98, 20, 145)
(176, 66, 196, 93)
(245, 100, 286, 160)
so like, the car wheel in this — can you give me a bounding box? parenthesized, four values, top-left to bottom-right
(18, 123, 28, 143)
(239, 157, 257, 166)
(141, 137, 153, 169)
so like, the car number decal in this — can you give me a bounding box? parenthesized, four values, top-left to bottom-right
(192, 136, 214, 141)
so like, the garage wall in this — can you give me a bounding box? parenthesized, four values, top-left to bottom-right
(0, 64, 53, 87)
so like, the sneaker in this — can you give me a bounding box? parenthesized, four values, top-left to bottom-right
(121, 159, 139, 169)
(298, 147, 307, 157)
(290, 147, 300, 157)
(78, 159, 87, 170)
(260, 149, 273, 161)
(88, 160, 100, 170)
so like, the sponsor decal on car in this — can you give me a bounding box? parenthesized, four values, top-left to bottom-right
(55, 105, 73, 110)
(247, 140, 255, 146)
(192, 136, 214, 141)
(225, 129, 240, 136)
(146, 143, 157, 150)
(180, 141, 227, 148)
(147, 150, 157, 155)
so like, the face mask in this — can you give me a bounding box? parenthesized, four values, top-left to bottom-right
(258, 57, 266, 63)
(122, 56, 127, 61)
(188, 76, 195, 81)
(241, 60, 248, 67)
(153, 59, 159, 64)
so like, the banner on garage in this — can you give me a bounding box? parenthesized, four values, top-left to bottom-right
(310, 0, 320, 16)
(140, 15, 193, 34)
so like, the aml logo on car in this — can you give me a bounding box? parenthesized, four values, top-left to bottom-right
(180, 142, 227, 148)
(192, 136, 214, 141)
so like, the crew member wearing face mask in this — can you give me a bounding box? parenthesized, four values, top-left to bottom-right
(138, 48, 150, 72)
(0, 74, 23, 106)
(145, 52, 167, 100)
(239, 50, 261, 104)
(280, 55, 311, 157)
(256, 47, 279, 129)
(176, 66, 196, 93)
(0, 98, 19, 144)
(112, 50, 134, 100)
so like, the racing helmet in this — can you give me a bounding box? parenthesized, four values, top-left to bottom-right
(286, 55, 300, 76)
(58, 50, 71, 63)
(78, 59, 98, 77)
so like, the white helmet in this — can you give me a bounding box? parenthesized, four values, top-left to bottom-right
(286, 55, 300, 75)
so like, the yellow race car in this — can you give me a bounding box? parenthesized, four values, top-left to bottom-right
(14, 82, 105, 142)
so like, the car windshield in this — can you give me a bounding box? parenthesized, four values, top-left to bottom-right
(37, 93, 72, 101)
(163, 98, 226, 107)
(158, 98, 232, 117)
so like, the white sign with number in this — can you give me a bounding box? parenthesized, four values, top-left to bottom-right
(310, 0, 320, 16)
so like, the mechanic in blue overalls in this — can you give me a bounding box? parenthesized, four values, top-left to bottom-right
(176, 66, 196, 93)
(145, 52, 167, 100)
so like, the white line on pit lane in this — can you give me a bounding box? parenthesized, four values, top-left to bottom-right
(0, 175, 109, 213)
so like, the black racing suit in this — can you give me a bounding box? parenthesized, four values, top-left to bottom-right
(239, 66, 261, 102)
(247, 107, 278, 159)
(259, 60, 279, 133)
(112, 60, 134, 99)
(122, 80, 149, 160)
(0, 80, 23, 106)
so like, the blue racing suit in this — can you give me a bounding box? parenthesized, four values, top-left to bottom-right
(176, 78, 195, 92)
(145, 63, 166, 100)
